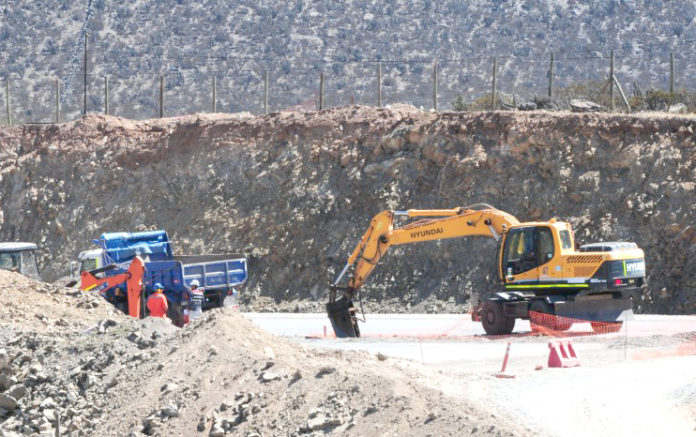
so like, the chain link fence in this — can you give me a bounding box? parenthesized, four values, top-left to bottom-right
(1, 49, 693, 124)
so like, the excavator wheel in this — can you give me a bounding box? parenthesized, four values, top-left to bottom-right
(529, 300, 572, 332)
(481, 300, 515, 335)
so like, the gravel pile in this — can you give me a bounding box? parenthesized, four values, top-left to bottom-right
(0, 273, 528, 436)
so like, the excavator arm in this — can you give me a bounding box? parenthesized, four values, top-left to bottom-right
(80, 256, 146, 318)
(327, 204, 519, 336)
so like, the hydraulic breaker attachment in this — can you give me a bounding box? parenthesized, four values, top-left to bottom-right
(326, 285, 360, 338)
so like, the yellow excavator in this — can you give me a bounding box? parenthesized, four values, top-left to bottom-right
(327, 204, 646, 337)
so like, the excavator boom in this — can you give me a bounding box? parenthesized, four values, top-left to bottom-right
(80, 256, 145, 318)
(337, 206, 519, 291)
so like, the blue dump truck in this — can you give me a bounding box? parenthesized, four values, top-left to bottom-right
(80, 230, 247, 325)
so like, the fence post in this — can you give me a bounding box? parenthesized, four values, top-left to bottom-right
(5, 79, 10, 126)
(56, 410, 61, 437)
(377, 62, 382, 108)
(548, 52, 554, 99)
(264, 70, 269, 115)
(669, 52, 675, 104)
(55, 78, 61, 123)
(432, 61, 438, 111)
(83, 32, 88, 116)
(491, 57, 497, 110)
(104, 76, 109, 115)
(609, 49, 615, 111)
(159, 75, 164, 118)
(212, 76, 217, 113)
(319, 72, 324, 110)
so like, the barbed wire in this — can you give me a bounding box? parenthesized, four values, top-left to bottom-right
(2, 49, 692, 80)
(6, 36, 696, 81)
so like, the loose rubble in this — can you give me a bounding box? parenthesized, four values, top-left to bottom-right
(0, 271, 528, 436)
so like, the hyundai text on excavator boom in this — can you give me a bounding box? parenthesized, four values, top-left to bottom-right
(327, 204, 646, 337)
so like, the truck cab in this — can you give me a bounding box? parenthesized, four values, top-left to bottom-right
(0, 242, 40, 280)
(70, 249, 104, 281)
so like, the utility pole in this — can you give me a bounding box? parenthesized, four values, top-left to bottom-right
(212, 76, 217, 113)
(548, 52, 554, 99)
(83, 32, 88, 116)
(55, 78, 61, 123)
(432, 61, 438, 111)
(264, 70, 269, 115)
(491, 57, 497, 111)
(377, 62, 382, 108)
(609, 49, 615, 111)
(669, 52, 675, 103)
(319, 73, 324, 110)
(104, 76, 109, 115)
(159, 75, 164, 118)
(5, 79, 11, 126)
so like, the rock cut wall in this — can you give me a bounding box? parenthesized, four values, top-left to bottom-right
(0, 107, 695, 313)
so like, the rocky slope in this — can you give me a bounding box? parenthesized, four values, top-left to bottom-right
(0, 271, 528, 436)
(2, 1, 696, 121)
(0, 107, 695, 314)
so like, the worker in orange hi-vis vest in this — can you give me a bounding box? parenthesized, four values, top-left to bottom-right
(147, 283, 169, 318)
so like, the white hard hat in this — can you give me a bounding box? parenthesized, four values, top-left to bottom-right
(190, 280, 200, 287)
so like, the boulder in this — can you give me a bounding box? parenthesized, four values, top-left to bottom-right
(517, 102, 538, 111)
(0, 349, 9, 370)
(668, 103, 688, 114)
(209, 422, 224, 437)
(0, 394, 18, 410)
(161, 404, 179, 418)
(570, 99, 603, 112)
(7, 384, 27, 401)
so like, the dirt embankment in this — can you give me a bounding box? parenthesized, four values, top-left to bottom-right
(1, 107, 695, 313)
(0, 272, 528, 437)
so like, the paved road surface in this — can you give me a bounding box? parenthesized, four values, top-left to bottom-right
(246, 313, 696, 368)
(246, 312, 696, 436)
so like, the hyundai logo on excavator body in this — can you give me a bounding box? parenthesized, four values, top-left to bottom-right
(410, 227, 444, 239)
(625, 260, 645, 275)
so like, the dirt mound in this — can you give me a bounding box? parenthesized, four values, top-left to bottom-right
(1, 107, 696, 313)
(0, 270, 123, 333)
(0, 303, 529, 436)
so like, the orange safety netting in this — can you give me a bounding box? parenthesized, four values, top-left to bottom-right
(528, 311, 696, 361)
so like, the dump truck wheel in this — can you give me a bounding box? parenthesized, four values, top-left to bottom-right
(481, 300, 515, 335)
(590, 321, 623, 334)
(529, 301, 572, 332)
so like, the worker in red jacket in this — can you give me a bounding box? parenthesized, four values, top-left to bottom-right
(147, 283, 169, 318)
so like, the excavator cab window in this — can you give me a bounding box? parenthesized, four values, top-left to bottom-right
(559, 230, 573, 249)
(538, 227, 554, 262)
(502, 226, 554, 276)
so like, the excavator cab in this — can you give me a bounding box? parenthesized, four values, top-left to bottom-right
(500, 225, 558, 281)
